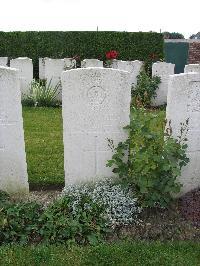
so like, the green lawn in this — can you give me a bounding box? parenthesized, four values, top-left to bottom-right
(22, 107, 165, 187)
(0, 241, 200, 266)
(23, 107, 64, 187)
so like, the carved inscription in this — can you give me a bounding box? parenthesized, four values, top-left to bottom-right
(87, 86, 106, 105)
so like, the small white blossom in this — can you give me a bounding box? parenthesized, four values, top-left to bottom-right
(62, 179, 142, 228)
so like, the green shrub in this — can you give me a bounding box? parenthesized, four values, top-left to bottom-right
(39, 195, 108, 245)
(107, 108, 189, 207)
(0, 202, 41, 244)
(22, 79, 61, 107)
(0, 198, 106, 245)
(0, 31, 163, 77)
(132, 68, 161, 108)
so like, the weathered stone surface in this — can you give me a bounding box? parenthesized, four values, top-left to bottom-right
(152, 62, 175, 106)
(39, 57, 49, 80)
(184, 64, 200, 73)
(111, 60, 143, 87)
(61, 68, 131, 185)
(10, 57, 33, 98)
(166, 72, 200, 195)
(81, 59, 103, 68)
(0, 57, 8, 67)
(44, 58, 65, 101)
(64, 58, 76, 70)
(0, 67, 29, 195)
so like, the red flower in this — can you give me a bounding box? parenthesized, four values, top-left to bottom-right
(106, 50, 118, 60)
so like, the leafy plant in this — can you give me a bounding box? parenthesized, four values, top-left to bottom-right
(132, 69, 161, 108)
(62, 180, 141, 228)
(0, 179, 142, 246)
(0, 202, 41, 244)
(22, 79, 61, 107)
(0, 197, 106, 246)
(107, 108, 189, 207)
(39, 194, 107, 245)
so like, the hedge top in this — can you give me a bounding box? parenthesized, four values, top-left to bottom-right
(0, 31, 164, 76)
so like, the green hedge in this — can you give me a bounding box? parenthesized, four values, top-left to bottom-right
(0, 31, 163, 77)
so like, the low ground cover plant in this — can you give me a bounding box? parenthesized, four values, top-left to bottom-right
(0, 201, 42, 244)
(62, 180, 141, 229)
(0, 181, 141, 245)
(22, 79, 61, 107)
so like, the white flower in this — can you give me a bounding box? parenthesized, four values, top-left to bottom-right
(62, 179, 142, 228)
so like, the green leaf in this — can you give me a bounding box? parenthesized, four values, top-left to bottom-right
(87, 234, 99, 245)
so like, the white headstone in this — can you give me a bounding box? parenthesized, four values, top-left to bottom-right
(44, 58, 65, 101)
(39, 57, 49, 80)
(41, 57, 76, 77)
(166, 72, 200, 195)
(10, 57, 33, 98)
(184, 64, 200, 73)
(152, 62, 175, 106)
(111, 60, 143, 87)
(61, 68, 131, 185)
(0, 57, 8, 67)
(0, 67, 29, 196)
(64, 58, 76, 70)
(81, 59, 103, 68)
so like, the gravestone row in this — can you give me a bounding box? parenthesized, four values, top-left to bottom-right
(0, 66, 131, 195)
(2, 56, 193, 106)
(1, 64, 200, 197)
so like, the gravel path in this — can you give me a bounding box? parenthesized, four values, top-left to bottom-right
(28, 190, 61, 207)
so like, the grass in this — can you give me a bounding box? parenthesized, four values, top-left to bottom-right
(0, 241, 200, 265)
(22, 107, 165, 187)
(23, 107, 64, 187)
